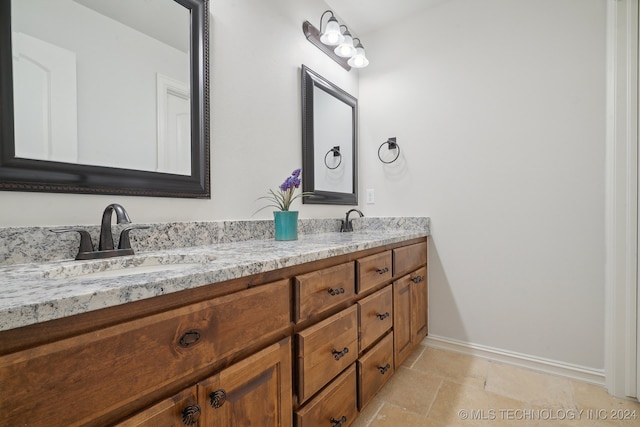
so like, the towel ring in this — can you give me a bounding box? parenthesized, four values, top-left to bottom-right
(324, 146, 342, 170)
(378, 137, 400, 164)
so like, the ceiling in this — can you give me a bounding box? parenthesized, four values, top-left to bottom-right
(323, 0, 450, 36)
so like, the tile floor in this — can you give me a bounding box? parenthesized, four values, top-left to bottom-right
(352, 345, 640, 427)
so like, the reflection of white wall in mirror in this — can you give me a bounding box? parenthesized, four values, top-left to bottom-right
(11, 0, 190, 173)
(12, 32, 78, 163)
(156, 73, 190, 175)
(313, 87, 353, 193)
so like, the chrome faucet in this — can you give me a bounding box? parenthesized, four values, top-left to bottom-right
(98, 203, 131, 250)
(51, 203, 147, 260)
(340, 208, 364, 232)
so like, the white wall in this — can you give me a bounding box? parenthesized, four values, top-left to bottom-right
(358, 0, 606, 369)
(1, 0, 609, 373)
(0, 0, 358, 226)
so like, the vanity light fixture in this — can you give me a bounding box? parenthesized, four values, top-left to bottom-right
(302, 10, 369, 71)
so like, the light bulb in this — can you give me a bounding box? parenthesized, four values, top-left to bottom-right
(334, 30, 356, 58)
(320, 17, 344, 46)
(347, 44, 369, 68)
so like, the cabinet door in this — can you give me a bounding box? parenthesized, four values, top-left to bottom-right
(411, 267, 428, 344)
(115, 388, 200, 427)
(197, 337, 292, 427)
(393, 275, 413, 368)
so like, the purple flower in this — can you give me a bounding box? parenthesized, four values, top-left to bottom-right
(257, 167, 310, 213)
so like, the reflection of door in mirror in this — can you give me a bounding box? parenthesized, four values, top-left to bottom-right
(13, 32, 79, 163)
(313, 86, 353, 193)
(11, 0, 191, 175)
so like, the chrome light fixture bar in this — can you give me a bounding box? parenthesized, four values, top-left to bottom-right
(302, 10, 369, 71)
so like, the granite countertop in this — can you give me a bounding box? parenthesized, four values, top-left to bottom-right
(0, 227, 428, 332)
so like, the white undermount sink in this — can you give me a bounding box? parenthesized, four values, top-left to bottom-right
(41, 253, 217, 280)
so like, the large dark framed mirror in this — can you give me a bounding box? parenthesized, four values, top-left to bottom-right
(0, 0, 209, 198)
(301, 65, 357, 205)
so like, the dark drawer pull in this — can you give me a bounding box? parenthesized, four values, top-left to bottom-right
(378, 363, 391, 374)
(330, 415, 347, 427)
(328, 287, 345, 296)
(209, 389, 227, 408)
(376, 312, 390, 320)
(332, 347, 349, 360)
(181, 404, 201, 425)
(376, 267, 389, 274)
(178, 330, 201, 348)
(412, 275, 424, 283)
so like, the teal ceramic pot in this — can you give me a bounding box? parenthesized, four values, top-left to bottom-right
(273, 211, 298, 241)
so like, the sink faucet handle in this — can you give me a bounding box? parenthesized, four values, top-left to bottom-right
(51, 228, 94, 259)
(117, 225, 150, 250)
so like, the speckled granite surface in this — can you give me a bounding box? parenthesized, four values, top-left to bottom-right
(0, 217, 429, 331)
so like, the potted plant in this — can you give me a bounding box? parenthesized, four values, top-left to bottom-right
(257, 168, 311, 240)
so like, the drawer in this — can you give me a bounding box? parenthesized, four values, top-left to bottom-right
(358, 285, 393, 352)
(357, 332, 394, 410)
(393, 242, 427, 277)
(295, 262, 355, 323)
(297, 305, 358, 403)
(295, 364, 358, 427)
(0, 280, 291, 427)
(356, 250, 392, 293)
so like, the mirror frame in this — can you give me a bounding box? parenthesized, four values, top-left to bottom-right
(301, 65, 357, 205)
(0, 0, 210, 198)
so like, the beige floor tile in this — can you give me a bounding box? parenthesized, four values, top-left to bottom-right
(569, 380, 640, 427)
(426, 380, 528, 426)
(484, 362, 574, 408)
(411, 347, 489, 388)
(368, 403, 437, 427)
(402, 344, 426, 368)
(351, 397, 384, 427)
(375, 366, 441, 416)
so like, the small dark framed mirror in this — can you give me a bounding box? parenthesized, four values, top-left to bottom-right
(301, 65, 357, 205)
(0, 0, 209, 198)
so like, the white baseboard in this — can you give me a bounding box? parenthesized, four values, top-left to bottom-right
(423, 335, 605, 386)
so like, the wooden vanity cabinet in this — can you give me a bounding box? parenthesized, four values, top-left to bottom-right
(0, 237, 427, 427)
(118, 338, 292, 427)
(0, 280, 291, 427)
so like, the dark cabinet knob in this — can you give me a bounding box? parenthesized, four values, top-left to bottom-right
(378, 363, 391, 374)
(332, 347, 349, 360)
(328, 287, 345, 296)
(376, 312, 390, 320)
(412, 275, 423, 283)
(331, 415, 347, 427)
(209, 389, 227, 408)
(178, 330, 201, 348)
(376, 267, 389, 274)
(181, 404, 201, 425)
